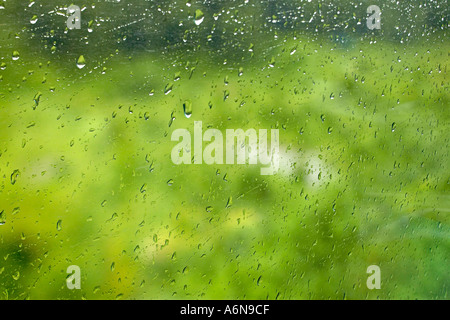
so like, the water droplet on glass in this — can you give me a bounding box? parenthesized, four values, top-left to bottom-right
(56, 220, 62, 231)
(12, 51, 20, 61)
(164, 83, 173, 95)
(33, 92, 41, 109)
(269, 57, 275, 68)
(183, 100, 192, 118)
(76, 55, 86, 69)
(226, 196, 233, 208)
(194, 9, 204, 25)
(10, 169, 20, 185)
(88, 20, 94, 33)
(30, 15, 38, 24)
(12, 271, 20, 280)
(0, 210, 6, 225)
(320, 114, 325, 122)
(391, 122, 397, 132)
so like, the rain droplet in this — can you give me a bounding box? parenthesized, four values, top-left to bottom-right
(226, 196, 233, 208)
(268, 57, 275, 68)
(391, 122, 397, 132)
(194, 9, 204, 25)
(33, 92, 41, 109)
(320, 114, 326, 122)
(115, 293, 123, 300)
(30, 15, 38, 24)
(10, 169, 20, 185)
(88, 20, 94, 32)
(12, 51, 20, 61)
(164, 83, 173, 95)
(0, 210, 5, 225)
(12, 271, 20, 281)
(56, 220, 62, 231)
(76, 55, 86, 69)
(183, 100, 192, 118)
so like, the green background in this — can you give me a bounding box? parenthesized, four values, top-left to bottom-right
(0, 0, 448, 299)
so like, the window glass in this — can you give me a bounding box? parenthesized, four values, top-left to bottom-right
(0, 1, 448, 300)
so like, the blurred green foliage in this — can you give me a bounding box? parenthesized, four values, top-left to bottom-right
(0, 1, 448, 300)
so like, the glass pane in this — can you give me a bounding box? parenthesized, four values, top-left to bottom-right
(0, 0, 448, 300)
